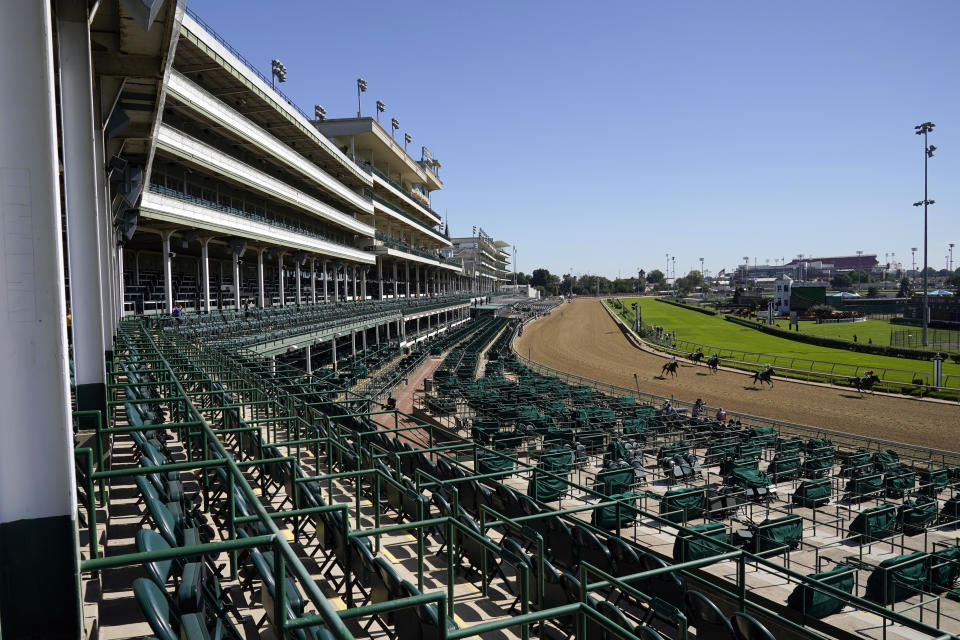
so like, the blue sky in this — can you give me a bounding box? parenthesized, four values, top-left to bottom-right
(188, 0, 959, 279)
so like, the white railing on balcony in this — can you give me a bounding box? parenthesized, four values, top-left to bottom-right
(157, 125, 374, 238)
(141, 191, 375, 264)
(181, 11, 370, 186)
(166, 71, 373, 215)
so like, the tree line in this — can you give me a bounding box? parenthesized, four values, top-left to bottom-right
(511, 267, 706, 296)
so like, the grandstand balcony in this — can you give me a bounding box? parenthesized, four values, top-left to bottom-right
(371, 168, 442, 226)
(165, 71, 373, 217)
(155, 124, 373, 239)
(141, 187, 375, 264)
(176, 13, 370, 193)
(370, 193, 449, 245)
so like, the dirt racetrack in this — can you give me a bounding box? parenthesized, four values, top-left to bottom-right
(514, 298, 958, 452)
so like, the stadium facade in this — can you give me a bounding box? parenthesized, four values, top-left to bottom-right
(0, 2, 505, 636)
(2, 3, 959, 640)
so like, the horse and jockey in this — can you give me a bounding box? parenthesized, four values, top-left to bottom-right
(706, 353, 719, 373)
(661, 353, 680, 378)
(752, 364, 776, 387)
(689, 347, 704, 364)
(852, 370, 880, 394)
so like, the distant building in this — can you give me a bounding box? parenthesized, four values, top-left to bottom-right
(499, 284, 540, 299)
(784, 254, 879, 280)
(904, 294, 960, 326)
(773, 275, 793, 314)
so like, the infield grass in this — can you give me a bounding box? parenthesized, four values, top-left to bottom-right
(609, 297, 960, 387)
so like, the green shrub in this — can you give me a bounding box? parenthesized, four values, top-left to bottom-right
(656, 298, 718, 316)
(724, 316, 937, 361)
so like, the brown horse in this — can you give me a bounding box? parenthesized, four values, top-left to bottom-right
(706, 354, 719, 373)
(661, 361, 679, 378)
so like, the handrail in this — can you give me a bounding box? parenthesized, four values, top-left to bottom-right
(184, 7, 309, 122)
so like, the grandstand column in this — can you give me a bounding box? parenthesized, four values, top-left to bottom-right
(405, 261, 411, 298)
(305, 345, 312, 374)
(322, 260, 329, 302)
(270, 356, 276, 376)
(415, 264, 420, 296)
(232, 251, 241, 308)
(392, 262, 398, 298)
(331, 336, 338, 370)
(162, 231, 174, 313)
(361, 267, 367, 301)
(58, 0, 109, 432)
(310, 259, 317, 304)
(331, 262, 339, 302)
(257, 248, 265, 308)
(0, 2, 81, 636)
(295, 260, 302, 306)
(201, 238, 212, 312)
(278, 253, 286, 306)
(375, 323, 380, 345)
(352, 265, 358, 301)
(351, 330, 357, 357)
(377, 259, 384, 299)
(362, 328, 367, 351)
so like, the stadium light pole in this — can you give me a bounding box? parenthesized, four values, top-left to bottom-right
(914, 121, 936, 346)
(271, 59, 287, 90)
(856, 250, 863, 291)
(375, 100, 385, 123)
(391, 118, 399, 140)
(404, 132, 412, 151)
(950, 243, 955, 272)
(356, 78, 367, 117)
(314, 105, 326, 121)
(911, 247, 917, 275)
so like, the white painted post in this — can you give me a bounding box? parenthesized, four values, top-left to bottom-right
(0, 2, 82, 633)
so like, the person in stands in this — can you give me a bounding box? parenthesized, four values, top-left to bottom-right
(715, 407, 727, 422)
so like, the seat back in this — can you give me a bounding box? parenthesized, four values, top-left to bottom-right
(132, 578, 178, 640)
(731, 612, 776, 640)
(135, 529, 173, 589)
(684, 590, 733, 639)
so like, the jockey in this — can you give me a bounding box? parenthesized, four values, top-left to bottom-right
(669, 354, 677, 365)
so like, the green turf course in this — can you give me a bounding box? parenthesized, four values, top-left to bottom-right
(791, 319, 896, 345)
(609, 297, 960, 387)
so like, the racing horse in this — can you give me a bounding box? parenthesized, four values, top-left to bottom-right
(752, 367, 775, 387)
(689, 349, 704, 365)
(706, 354, 719, 373)
(852, 373, 880, 395)
(661, 361, 679, 378)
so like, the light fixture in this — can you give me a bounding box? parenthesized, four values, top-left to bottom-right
(404, 132, 412, 150)
(356, 78, 367, 117)
(376, 100, 385, 123)
(390, 118, 399, 139)
(314, 105, 326, 121)
(271, 59, 286, 90)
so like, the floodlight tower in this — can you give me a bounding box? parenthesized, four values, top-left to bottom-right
(375, 100, 385, 123)
(913, 121, 936, 346)
(270, 59, 286, 90)
(356, 78, 367, 117)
